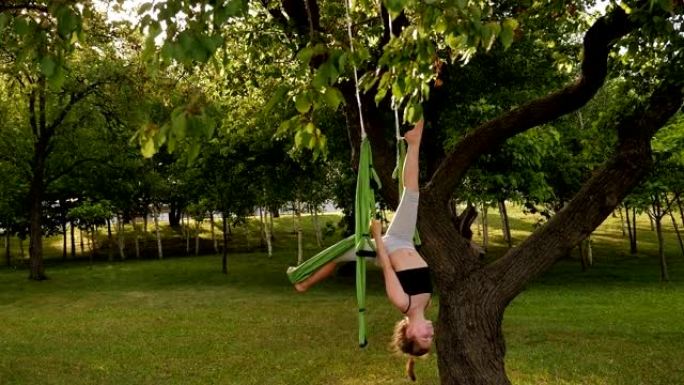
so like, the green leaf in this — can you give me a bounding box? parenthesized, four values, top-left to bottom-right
(294, 92, 312, 114)
(263, 85, 289, 114)
(172, 110, 187, 139)
(0, 14, 9, 29)
(323, 87, 344, 110)
(141, 138, 156, 158)
(384, 0, 408, 17)
(404, 102, 423, 123)
(39, 56, 57, 77)
(138, 2, 153, 14)
(226, 0, 248, 17)
(297, 47, 315, 65)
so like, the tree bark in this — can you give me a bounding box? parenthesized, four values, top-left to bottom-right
(264, 209, 273, 257)
(70, 220, 76, 258)
(195, 219, 200, 256)
(210, 212, 218, 253)
(481, 203, 489, 251)
(133, 217, 140, 259)
(80, 227, 84, 254)
(5, 231, 10, 267)
(669, 211, 684, 257)
(618, 207, 626, 237)
(258, 206, 266, 248)
(652, 196, 668, 281)
(312, 205, 322, 247)
(153, 205, 163, 259)
(185, 213, 190, 255)
(222, 211, 228, 274)
(677, 195, 684, 230)
(296, 201, 303, 265)
(62, 219, 68, 261)
(19, 237, 25, 259)
(107, 217, 113, 261)
(631, 206, 638, 254)
(498, 199, 512, 248)
(117, 215, 125, 260)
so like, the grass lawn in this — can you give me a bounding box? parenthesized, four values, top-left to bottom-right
(1, 209, 684, 384)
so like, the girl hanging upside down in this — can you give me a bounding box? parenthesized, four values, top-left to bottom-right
(294, 119, 433, 380)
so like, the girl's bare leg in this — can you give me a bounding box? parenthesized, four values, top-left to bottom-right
(402, 120, 423, 192)
(294, 261, 338, 292)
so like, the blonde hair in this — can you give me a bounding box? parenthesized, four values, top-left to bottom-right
(391, 318, 430, 381)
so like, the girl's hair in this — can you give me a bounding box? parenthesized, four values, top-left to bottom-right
(391, 318, 430, 381)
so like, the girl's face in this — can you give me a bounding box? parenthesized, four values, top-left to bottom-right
(408, 319, 434, 350)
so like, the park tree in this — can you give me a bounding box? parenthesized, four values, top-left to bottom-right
(136, 1, 684, 384)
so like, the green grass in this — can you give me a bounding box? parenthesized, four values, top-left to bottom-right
(1, 208, 684, 384)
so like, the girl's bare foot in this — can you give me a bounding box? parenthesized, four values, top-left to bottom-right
(294, 282, 307, 292)
(404, 119, 423, 146)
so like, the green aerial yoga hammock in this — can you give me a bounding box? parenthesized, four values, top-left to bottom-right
(286, 136, 381, 348)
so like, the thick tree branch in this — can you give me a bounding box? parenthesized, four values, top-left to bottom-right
(488, 81, 684, 305)
(45, 157, 103, 186)
(46, 81, 102, 133)
(426, 6, 638, 200)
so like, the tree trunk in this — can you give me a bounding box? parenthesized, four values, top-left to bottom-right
(62, 220, 68, 261)
(626, 206, 638, 254)
(27, 159, 46, 279)
(91, 225, 98, 258)
(117, 215, 125, 260)
(631, 207, 638, 254)
(296, 202, 303, 265)
(677, 195, 684, 231)
(498, 199, 512, 248)
(259, 207, 266, 248)
(210, 212, 218, 253)
(264, 209, 273, 257)
(107, 217, 113, 261)
(652, 197, 668, 281)
(133, 217, 140, 259)
(185, 213, 190, 255)
(195, 220, 200, 256)
(435, 279, 510, 385)
(153, 205, 163, 259)
(19, 237, 25, 259)
(143, 209, 148, 234)
(649, 214, 655, 231)
(70, 220, 76, 258)
(312, 206, 323, 248)
(669, 211, 684, 257)
(268, 209, 275, 241)
(168, 202, 182, 228)
(222, 211, 228, 274)
(80, 228, 84, 254)
(5, 231, 10, 267)
(481, 203, 489, 251)
(618, 207, 626, 237)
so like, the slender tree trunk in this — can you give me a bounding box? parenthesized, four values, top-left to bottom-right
(677, 196, 684, 230)
(579, 239, 588, 271)
(90, 226, 96, 263)
(264, 209, 273, 257)
(107, 217, 113, 261)
(481, 204, 489, 251)
(669, 211, 684, 257)
(143, 209, 148, 235)
(618, 207, 626, 237)
(652, 197, 668, 281)
(19, 237, 25, 259)
(5, 231, 10, 267)
(586, 234, 593, 266)
(312, 206, 322, 248)
(117, 215, 125, 260)
(268, 209, 275, 241)
(153, 205, 163, 259)
(649, 214, 655, 231)
(210, 212, 218, 253)
(80, 228, 84, 254)
(259, 207, 266, 248)
(133, 217, 140, 259)
(580, 235, 593, 271)
(631, 207, 638, 254)
(185, 213, 190, 255)
(195, 220, 200, 256)
(62, 220, 68, 261)
(498, 199, 512, 248)
(222, 211, 228, 274)
(70, 220, 76, 258)
(91, 225, 98, 257)
(296, 202, 303, 265)
(244, 217, 250, 251)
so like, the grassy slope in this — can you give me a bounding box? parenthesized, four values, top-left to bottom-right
(1, 209, 683, 385)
